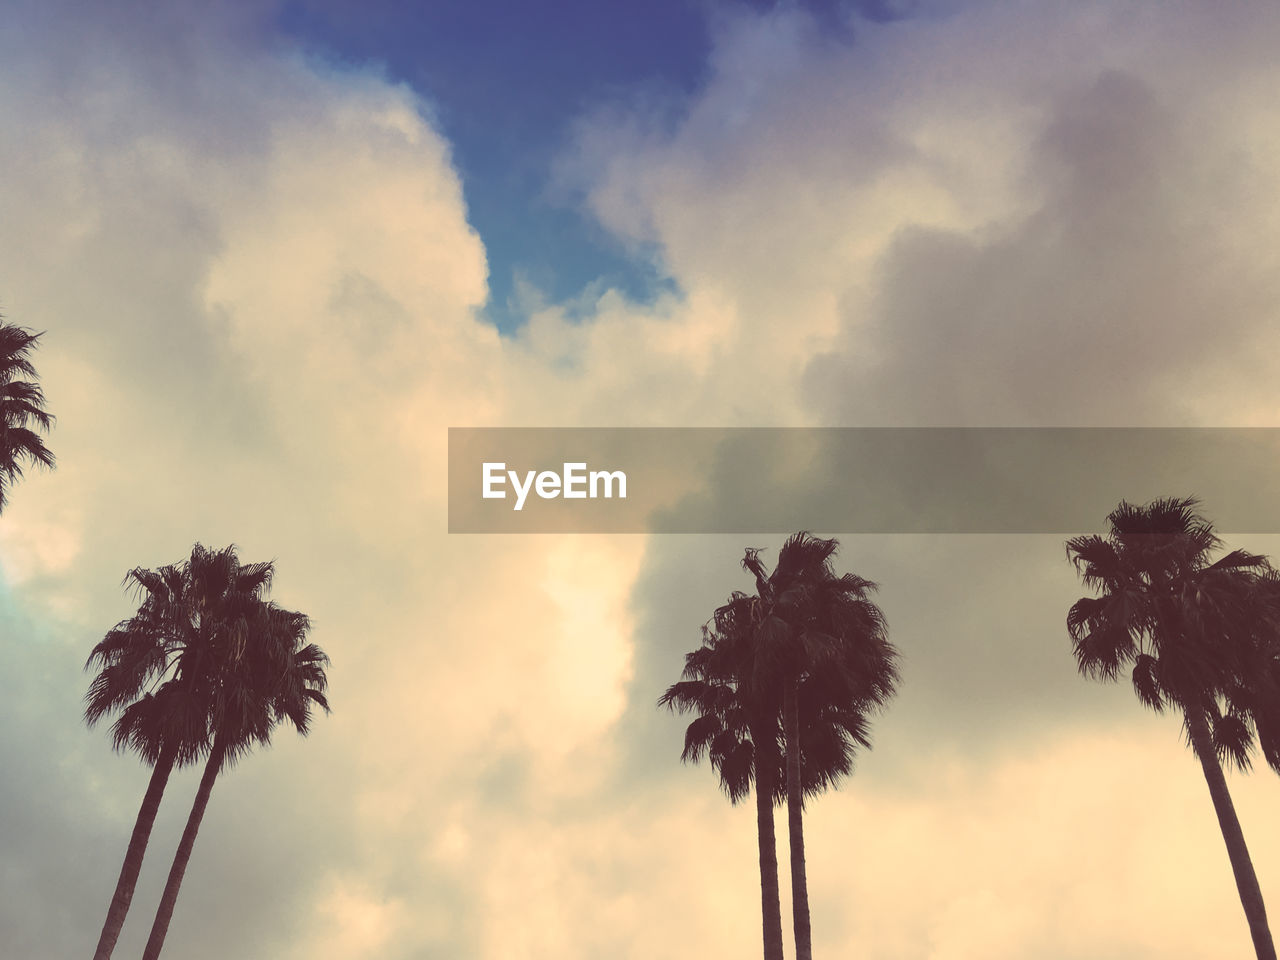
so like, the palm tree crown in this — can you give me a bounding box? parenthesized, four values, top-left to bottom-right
(661, 589, 884, 806)
(85, 544, 276, 762)
(1066, 496, 1275, 768)
(741, 534, 898, 717)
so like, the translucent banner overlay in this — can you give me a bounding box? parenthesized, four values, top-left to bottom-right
(447, 428, 1280, 534)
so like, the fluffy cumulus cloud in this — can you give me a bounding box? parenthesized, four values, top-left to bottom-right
(3, 2, 1280, 959)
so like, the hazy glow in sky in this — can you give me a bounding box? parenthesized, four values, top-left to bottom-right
(3, 2, 1280, 958)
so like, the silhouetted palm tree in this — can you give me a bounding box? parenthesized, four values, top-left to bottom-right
(1067, 497, 1277, 960)
(0, 320, 54, 513)
(741, 533, 897, 960)
(661, 597, 786, 960)
(85, 546, 274, 959)
(662, 535, 897, 960)
(141, 599, 330, 960)
(661, 589, 888, 960)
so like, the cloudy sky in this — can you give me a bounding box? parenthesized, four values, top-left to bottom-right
(4, 1, 1280, 957)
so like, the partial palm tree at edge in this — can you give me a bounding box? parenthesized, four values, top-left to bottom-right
(0, 319, 54, 514)
(1067, 497, 1277, 960)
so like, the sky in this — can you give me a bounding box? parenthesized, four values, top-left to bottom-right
(3, 1, 1280, 958)
(272, 0, 909, 330)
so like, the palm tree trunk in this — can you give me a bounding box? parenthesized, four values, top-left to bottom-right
(752, 723, 786, 960)
(1186, 709, 1276, 960)
(92, 742, 178, 960)
(141, 736, 227, 960)
(784, 679, 812, 960)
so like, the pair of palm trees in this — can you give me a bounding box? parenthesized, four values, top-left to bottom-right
(84, 544, 330, 960)
(660, 532, 899, 960)
(1068, 497, 1280, 960)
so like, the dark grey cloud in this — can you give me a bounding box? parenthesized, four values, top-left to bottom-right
(804, 68, 1280, 427)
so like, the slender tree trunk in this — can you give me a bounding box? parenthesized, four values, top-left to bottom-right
(1186, 709, 1277, 960)
(141, 737, 226, 960)
(752, 722, 786, 960)
(784, 679, 812, 960)
(91, 742, 178, 960)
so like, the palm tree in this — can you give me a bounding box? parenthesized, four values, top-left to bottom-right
(141, 599, 330, 960)
(660, 599, 786, 960)
(1066, 497, 1277, 960)
(661, 593, 888, 960)
(85, 546, 274, 959)
(661, 535, 897, 960)
(0, 319, 54, 513)
(740, 533, 898, 960)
